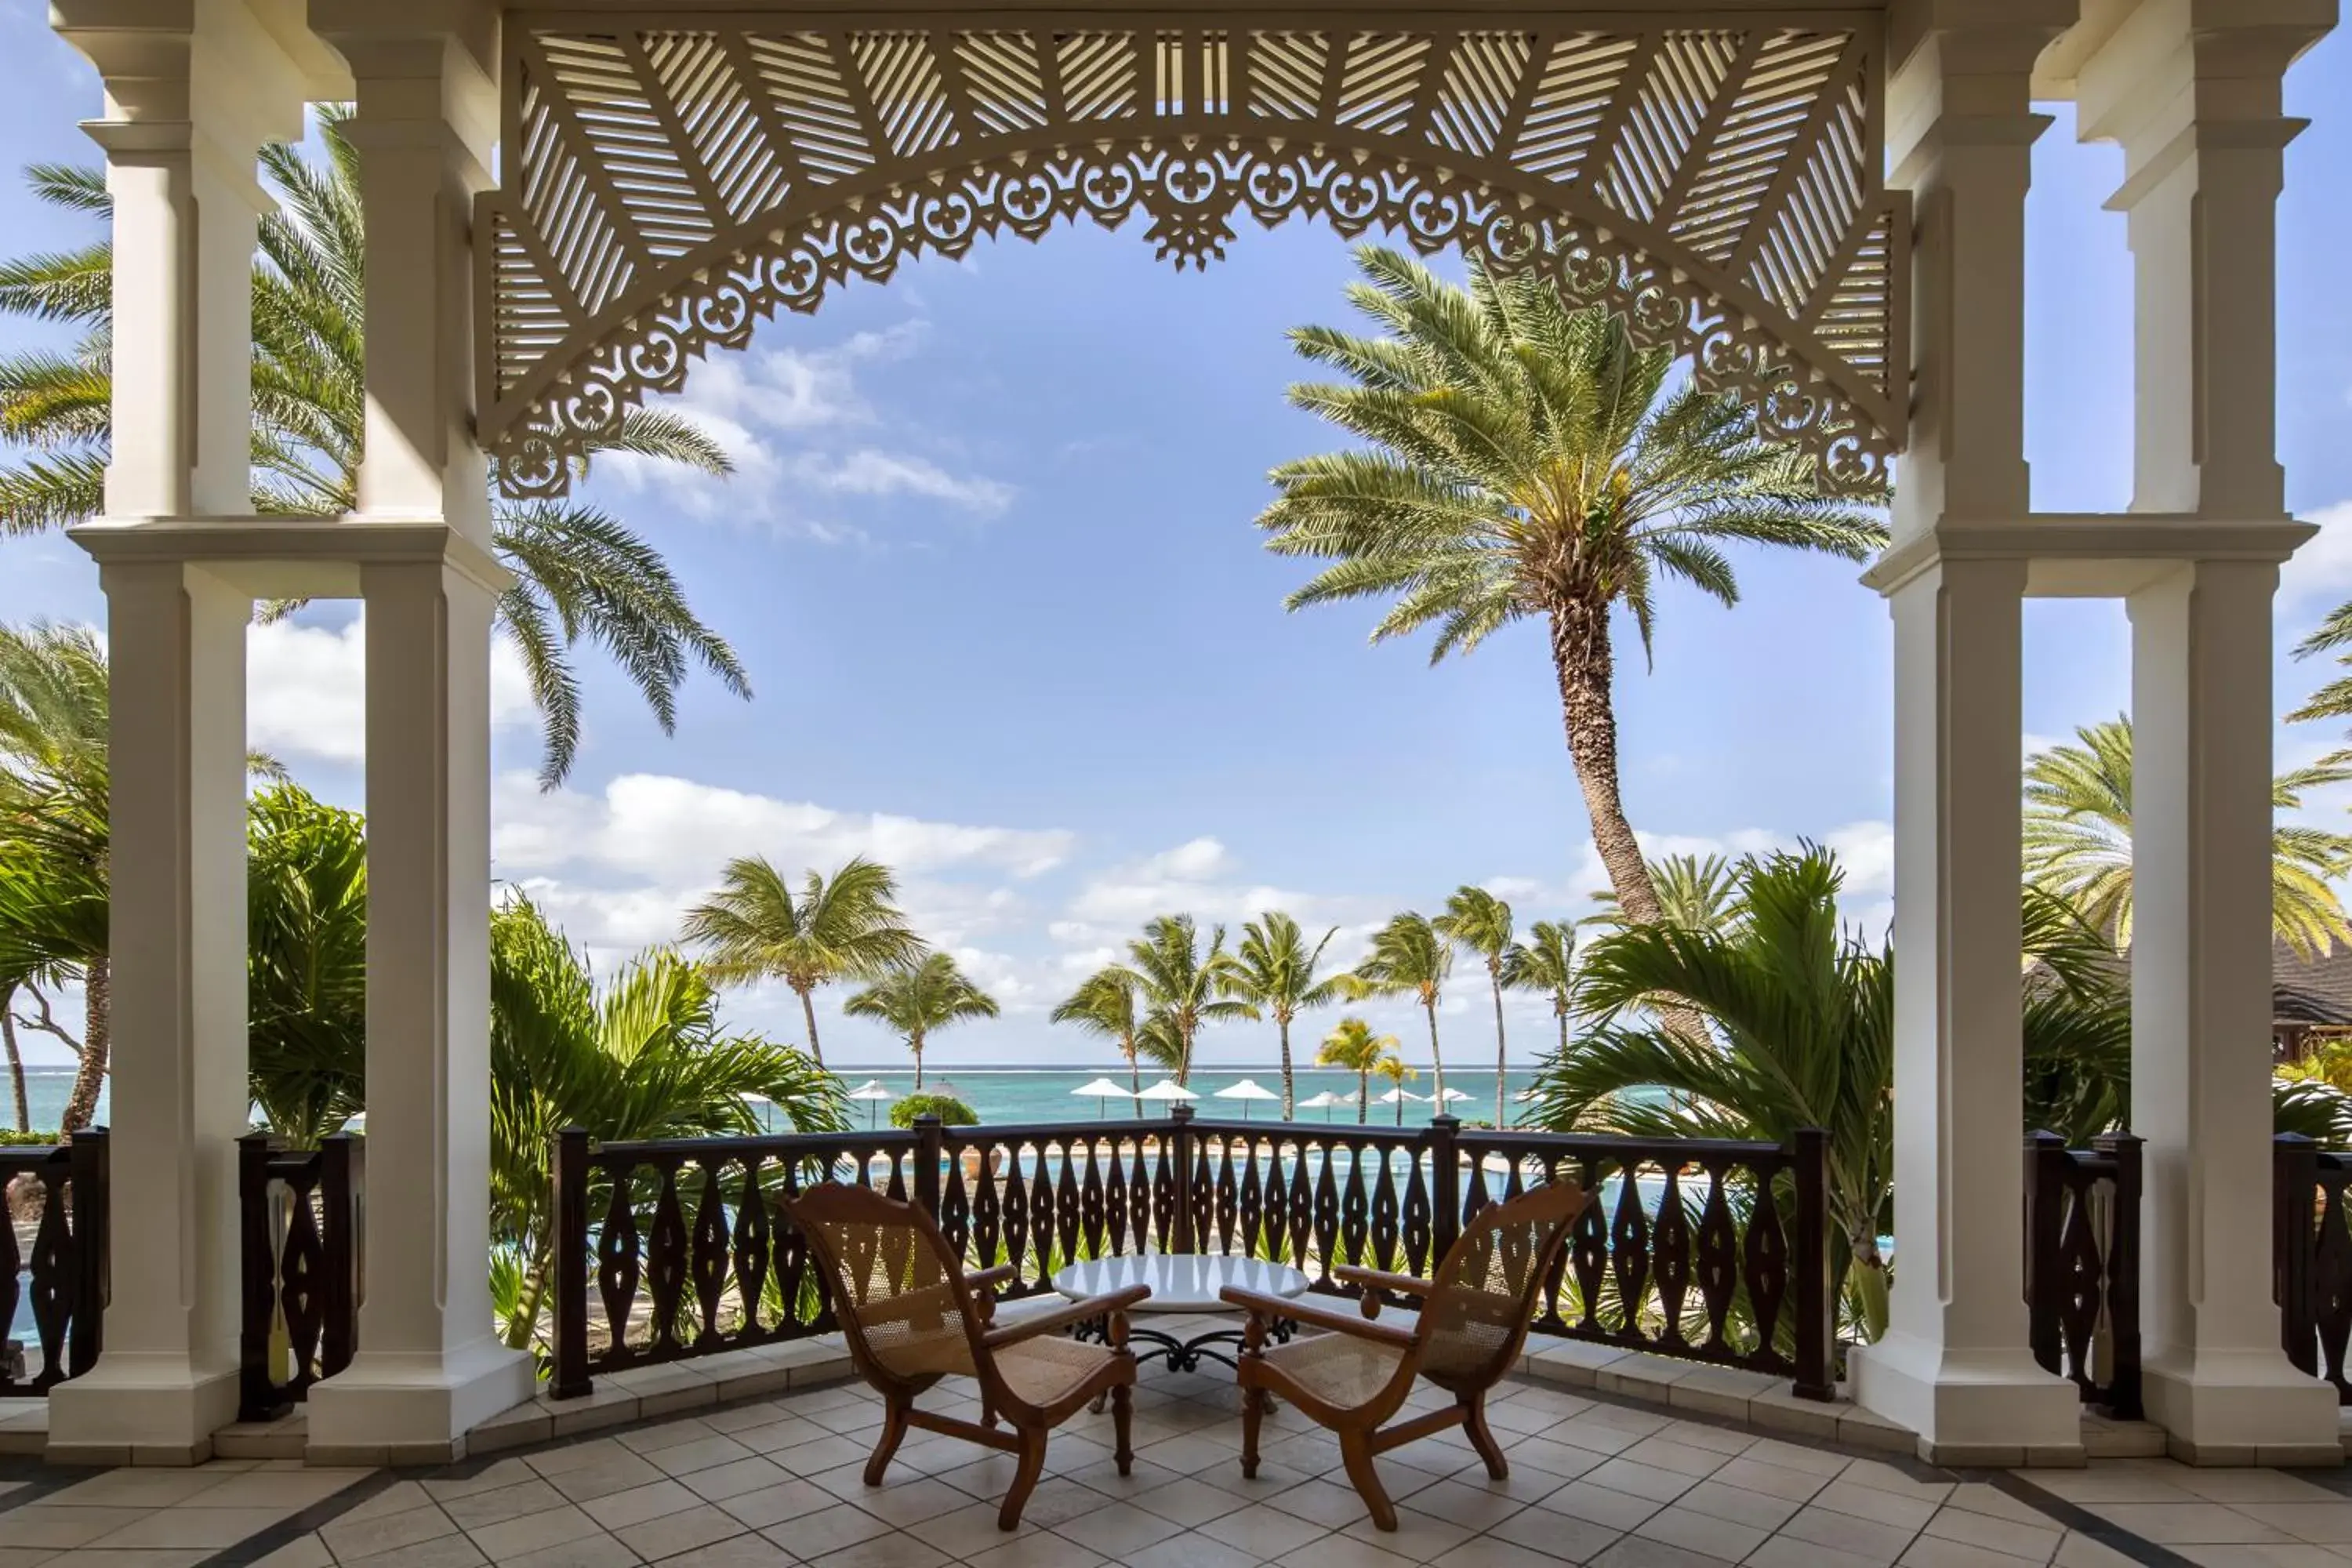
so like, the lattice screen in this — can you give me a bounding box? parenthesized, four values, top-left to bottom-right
(479, 20, 1907, 497)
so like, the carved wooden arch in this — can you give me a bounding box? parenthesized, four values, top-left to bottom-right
(480, 17, 1910, 499)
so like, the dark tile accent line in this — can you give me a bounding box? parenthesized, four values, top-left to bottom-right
(2288, 1461, 2352, 1499)
(0, 1455, 106, 1513)
(1994, 1471, 2206, 1568)
(194, 1469, 399, 1568)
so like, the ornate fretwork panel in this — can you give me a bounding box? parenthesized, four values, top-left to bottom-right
(481, 16, 1908, 497)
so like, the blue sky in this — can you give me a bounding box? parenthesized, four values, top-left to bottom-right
(3, 11, 2351, 1071)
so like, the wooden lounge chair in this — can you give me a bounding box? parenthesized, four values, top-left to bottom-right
(1221, 1180, 1589, 1531)
(786, 1182, 1151, 1530)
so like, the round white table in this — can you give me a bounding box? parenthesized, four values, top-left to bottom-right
(1051, 1254, 1311, 1374)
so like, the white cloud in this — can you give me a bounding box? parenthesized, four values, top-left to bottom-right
(246, 615, 535, 764)
(2283, 500, 2352, 612)
(791, 449, 1014, 516)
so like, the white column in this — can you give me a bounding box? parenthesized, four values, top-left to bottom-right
(46, 564, 251, 1465)
(302, 23, 531, 1463)
(1848, 3, 2080, 1461)
(2129, 561, 2339, 1461)
(2078, 0, 2327, 519)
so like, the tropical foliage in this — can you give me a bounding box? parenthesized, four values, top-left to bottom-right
(1258, 246, 1886, 927)
(1104, 915, 1249, 1085)
(1353, 912, 1453, 1101)
(1051, 968, 1149, 1112)
(1586, 854, 1747, 936)
(1436, 886, 1515, 1127)
(488, 898, 841, 1350)
(843, 952, 1000, 1090)
(1313, 1016, 1400, 1124)
(245, 787, 369, 1143)
(681, 855, 926, 1069)
(891, 1092, 979, 1128)
(0, 132, 749, 787)
(1503, 919, 1577, 1066)
(1221, 912, 1355, 1118)
(2023, 717, 2352, 960)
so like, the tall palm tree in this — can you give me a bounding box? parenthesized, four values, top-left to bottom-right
(1585, 854, 1747, 935)
(245, 786, 369, 1144)
(680, 855, 926, 1070)
(2024, 717, 2352, 959)
(1107, 915, 1250, 1085)
(1374, 1054, 1421, 1125)
(488, 897, 841, 1351)
(1051, 968, 1148, 1115)
(1436, 887, 1515, 1127)
(1503, 919, 1577, 1063)
(0, 129, 750, 788)
(1221, 912, 1356, 1118)
(1258, 247, 1886, 925)
(1314, 1016, 1399, 1124)
(844, 953, 1000, 1090)
(1355, 913, 1452, 1102)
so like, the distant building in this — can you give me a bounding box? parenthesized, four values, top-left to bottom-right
(2273, 938, 2352, 1059)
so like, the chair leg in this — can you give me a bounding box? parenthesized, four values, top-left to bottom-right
(864, 1396, 910, 1487)
(1461, 1393, 1508, 1481)
(999, 1428, 1049, 1532)
(1112, 1381, 1134, 1476)
(1339, 1429, 1397, 1532)
(1240, 1385, 1262, 1479)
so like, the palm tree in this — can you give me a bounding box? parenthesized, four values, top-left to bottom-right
(1314, 1016, 1399, 1124)
(488, 897, 841, 1351)
(0, 132, 749, 788)
(844, 953, 1000, 1090)
(245, 786, 369, 1143)
(1107, 915, 1250, 1085)
(2024, 717, 2352, 959)
(680, 855, 926, 1070)
(1257, 246, 1886, 927)
(1503, 919, 1577, 1065)
(1355, 913, 1452, 1102)
(1436, 887, 1515, 1127)
(1585, 854, 1747, 935)
(1373, 1054, 1421, 1126)
(1051, 968, 1148, 1115)
(1221, 912, 1357, 1118)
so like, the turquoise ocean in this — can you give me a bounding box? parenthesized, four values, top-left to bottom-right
(819, 1066, 1546, 1129)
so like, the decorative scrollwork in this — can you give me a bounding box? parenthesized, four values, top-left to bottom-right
(484, 24, 1906, 499)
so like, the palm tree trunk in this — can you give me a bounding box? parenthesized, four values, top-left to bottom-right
(1423, 998, 1443, 1105)
(61, 957, 107, 1133)
(1176, 1022, 1192, 1087)
(798, 986, 825, 1070)
(1487, 966, 1507, 1127)
(1556, 1005, 1570, 1059)
(1358, 1069, 1369, 1123)
(1278, 1018, 1294, 1120)
(0, 993, 27, 1132)
(1549, 602, 1712, 1044)
(1127, 1047, 1142, 1117)
(912, 1036, 924, 1091)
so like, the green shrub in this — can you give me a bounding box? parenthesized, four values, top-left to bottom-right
(0, 1130, 63, 1148)
(891, 1093, 978, 1127)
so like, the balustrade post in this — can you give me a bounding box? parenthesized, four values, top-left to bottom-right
(913, 1116, 943, 1221)
(1428, 1117, 1461, 1265)
(320, 1134, 360, 1382)
(1171, 1107, 1196, 1254)
(67, 1128, 107, 1381)
(2024, 1131, 2067, 1380)
(553, 1127, 592, 1399)
(236, 1132, 281, 1421)
(2096, 1132, 2144, 1420)
(2275, 1133, 2318, 1377)
(1792, 1127, 1835, 1400)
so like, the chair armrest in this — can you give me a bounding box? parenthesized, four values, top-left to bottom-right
(981, 1284, 1152, 1349)
(1332, 1265, 1432, 1317)
(1219, 1286, 1417, 1349)
(964, 1264, 1017, 1296)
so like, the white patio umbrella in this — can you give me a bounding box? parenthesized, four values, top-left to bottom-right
(1375, 1085, 1425, 1127)
(847, 1080, 894, 1128)
(1297, 1091, 1338, 1122)
(1432, 1087, 1474, 1110)
(1071, 1076, 1135, 1119)
(1135, 1079, 1198, 1106)
(1213, 1078, 1278, 1120)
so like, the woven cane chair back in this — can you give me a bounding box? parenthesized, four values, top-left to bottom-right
(1415, 1181, 1584, 1390)
(793, 1184, 980, 1385)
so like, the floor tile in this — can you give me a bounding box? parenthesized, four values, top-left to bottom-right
(609, 1505, 747, 1561)
(0, 1508, 156, 1550)
(1400, 1478, 1531, 1534)
(757, 1503, 888, 1560)
(441, 1481, 572, 1532)
(579, 1480, 699, 1532)
(1898, 1536, 2046, 1568)
(1638, 1504, 1771, 1563)
(2234, 1507, 2352, 1545)
(1587, 1462, 1703, 1507)
(1336, 1506, 1475, 1564)
(715, 1478, 836, 1531)
(322, 1501, 463, 1561)
(961, 1531, 1104, 1568)
(1711, 1458, 1834, 1505)
(463, 1505, 605, 1562)
(251, 1535, 333, 1568)
(1541, 1483, 1671, 1532)
(2079, 1504, 2292, 1547)
(89, 1508, 299, 1551)
(1920, 1504, 2063, 1563)
(1814, 1482, 1940, 1534)
(1591, 1533, 1742, 1568)
(802, 1534, 949, 1568)
(1773, 1504, 1920, 1566)
(495, 1534, 641, 1568)
(1119, 1530, 1262, 1568)
(1744, 1535, 1886, 1568)
(1049, 1500, 1185, 1558)
(1274, 1534, 1421, 1568)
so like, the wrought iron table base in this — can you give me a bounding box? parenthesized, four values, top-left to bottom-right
(1069, 1312, 1298, 1375)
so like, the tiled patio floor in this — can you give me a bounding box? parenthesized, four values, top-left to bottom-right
(0, 1316, 2341, 1568)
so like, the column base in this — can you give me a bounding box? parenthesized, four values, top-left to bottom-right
(1847, 1332, 2083, 1465)
(304, 1338, 536, 1465)
(2142, 1347, 2341, 1465)
(47, 1352, 241, 1466)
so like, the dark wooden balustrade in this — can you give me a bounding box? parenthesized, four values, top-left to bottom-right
(2276, 1133, 2352, 1403)
(0, 1131, 107, 1396)
(550, 1109, 1836, 1403)
(2024, 1131, 2143, 1418)
(237, 1132, 364, 1421)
